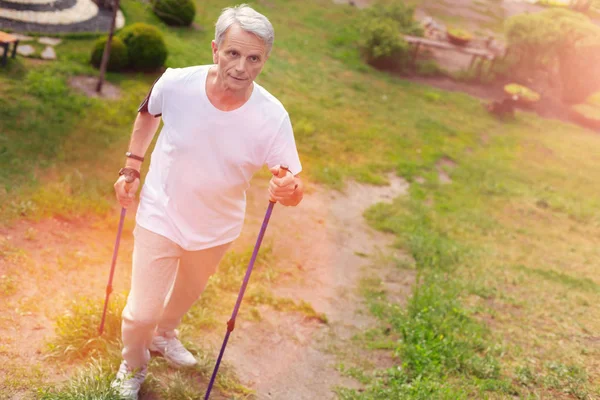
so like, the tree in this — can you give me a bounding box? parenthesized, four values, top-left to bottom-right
(96, 0, 121, 94)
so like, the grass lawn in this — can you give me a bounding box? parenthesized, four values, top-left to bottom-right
(0, 0, 599, 398)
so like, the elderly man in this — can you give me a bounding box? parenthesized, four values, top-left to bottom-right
(110, 4, 303, 398)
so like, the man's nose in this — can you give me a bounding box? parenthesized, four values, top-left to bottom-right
(236, 57, 246, 71)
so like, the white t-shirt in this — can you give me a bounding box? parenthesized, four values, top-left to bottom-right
(136, 65, 302, 251)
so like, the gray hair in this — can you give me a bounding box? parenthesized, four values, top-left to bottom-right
(215, 4, 275, 55)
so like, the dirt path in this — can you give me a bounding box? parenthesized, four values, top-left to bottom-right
(223, 175, 413, 399)
(0, 175, 412, 399)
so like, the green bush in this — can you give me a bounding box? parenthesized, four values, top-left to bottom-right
(504, 8, 600, 101)
(504, 12, 560, 70)
(152, 0, 196, 27)
(365, 1, 424, 37)
(505, 8, 598, 71)
(90, 36, 129, 72)
(359, 17, 410, 71)
(118, 23, 168, 71)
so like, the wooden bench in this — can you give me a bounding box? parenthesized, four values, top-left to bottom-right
(404, 35, 499, 78)
(0, 32, 19, 67)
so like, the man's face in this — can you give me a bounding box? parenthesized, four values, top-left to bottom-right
(212, 24, 268, 92)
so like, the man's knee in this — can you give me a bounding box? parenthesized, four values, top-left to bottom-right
(122, 305, 160, 332)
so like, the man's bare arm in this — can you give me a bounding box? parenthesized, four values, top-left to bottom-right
(124, 112, 162, 171)
(114, 112, 161, 208)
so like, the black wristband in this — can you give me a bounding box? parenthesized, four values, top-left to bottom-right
(126, 152, 144, 162)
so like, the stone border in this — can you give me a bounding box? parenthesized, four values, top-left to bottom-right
(3, 0, 55, 4)
(0, 0, 75, 12)
(0, 0, 98, 24)
(0, 8, 124, 32)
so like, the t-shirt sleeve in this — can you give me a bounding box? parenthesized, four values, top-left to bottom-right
(138, 68, 173, 117)
(266, 114, 303, 175)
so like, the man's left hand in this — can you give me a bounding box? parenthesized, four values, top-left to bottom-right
(269, 165, 303, 206)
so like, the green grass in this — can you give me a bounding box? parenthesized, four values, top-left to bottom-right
(45, 296, 125, 362)
(519, 265, 600, 294)
(348, 115, 600, 398)
(0, 0, 493, 222)
(37, 360, 121, 400)
(41, 246, 323, 397)
(2, 0, 600, 398)
(343, 202, 512, 399)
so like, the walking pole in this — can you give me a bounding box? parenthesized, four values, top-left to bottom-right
(99, 177, 134, 335)
(204, 165, 290, 399)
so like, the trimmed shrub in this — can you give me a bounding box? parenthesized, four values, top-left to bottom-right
(118, 23, 168, 71)
(153, 0, 196, 27)
(359, 17, 410, 71)
(90, 36, 129, 72)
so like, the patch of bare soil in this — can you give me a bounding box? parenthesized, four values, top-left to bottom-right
(69, 76, 121, 100)
(0, 175, 413, 399)
(0, 216, 135, 392)
(222, 174, 413, 399)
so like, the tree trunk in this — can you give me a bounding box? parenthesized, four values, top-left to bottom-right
(96, 0, 121, 94)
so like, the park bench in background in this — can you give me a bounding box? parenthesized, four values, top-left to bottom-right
(0, 31, 19, 67)
(404, 34, 501, 79)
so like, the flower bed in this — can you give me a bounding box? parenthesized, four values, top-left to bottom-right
(0, 0, 124, 32)
(446, 27, 472, 46)
(504, 83, 541, 106)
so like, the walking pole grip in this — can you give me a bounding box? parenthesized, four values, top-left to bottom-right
(269, 164, 290, 204)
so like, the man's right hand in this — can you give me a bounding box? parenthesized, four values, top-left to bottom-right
(114, 175, 140, 209)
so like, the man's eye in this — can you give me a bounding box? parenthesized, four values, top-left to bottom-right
(229, 51, 238, 56)
(250, 56, 259, 62)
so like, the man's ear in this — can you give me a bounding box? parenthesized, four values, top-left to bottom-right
(211, 40, 218, 64)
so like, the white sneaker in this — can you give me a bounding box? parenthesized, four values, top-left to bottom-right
(149, 330, 198, 368)
(110, 361, 147, 400)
